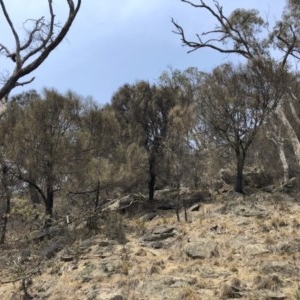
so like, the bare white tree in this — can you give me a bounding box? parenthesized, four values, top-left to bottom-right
(0, 0, 81, 101)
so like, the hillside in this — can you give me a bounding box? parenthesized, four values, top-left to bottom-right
(0, 187, 300, 300)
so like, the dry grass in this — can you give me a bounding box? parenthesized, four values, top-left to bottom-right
(1, 193, 300, 299)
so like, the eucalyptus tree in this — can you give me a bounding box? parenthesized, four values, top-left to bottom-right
(159, 67, 203, 188)
(172, 0, 297, 189)
(197, 61, 288, 193)
(111, 81, 181, 201)
(0, 1, 81, 238)
(4, 89, 81, 217)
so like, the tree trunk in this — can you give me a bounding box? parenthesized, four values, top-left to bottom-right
(278, 141, 289, 184)
(268, 124, 289, 184)
(148, 154, 156, 201)
(148, 171, 156, 202)
(0, 165, 11, 244)
(45, 186, 54, 217)
(29, 177, 40, 206)
(45, 170, 54, 217)
(277, 106, 300, 167)
(289, 100, 300, 125)
(235, 149, 245, 194)
(94, 180, 100, 211)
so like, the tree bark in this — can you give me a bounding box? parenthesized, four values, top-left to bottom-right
(267, 123, 289, 184)
(45, 184, 54, 217)
(235, 149, 245, 194)
(277, 105, 300, 167)
(278, 141, 289, 184)
(45, 159, 55, 217)
(148, 155, 156, 201)
(148, 171, 156, 202)
(0, 165, 11, 244)
(94, 180, 100, 211)
(29, 177, 41, 205)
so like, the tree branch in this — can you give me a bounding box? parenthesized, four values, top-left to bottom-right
(172, 19, 251, 57)
(0, 0, 81, 99)
(172, 0, 269, 61)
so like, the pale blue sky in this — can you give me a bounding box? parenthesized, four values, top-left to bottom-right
(0, 1, 285, 104)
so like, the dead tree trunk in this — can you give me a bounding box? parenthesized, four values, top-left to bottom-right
(277, 105, 300, 167)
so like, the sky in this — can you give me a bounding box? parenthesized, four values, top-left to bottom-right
(0, 1, 285, 105)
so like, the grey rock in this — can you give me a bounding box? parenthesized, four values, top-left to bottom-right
(184, 239, 218, 259)
(142, 226, 176, 242)
(140, 212, 157, 222)
(259, 291, 287, 299)
(277, 177, 297, 194)
(276, 239, 300, 254)
(105, 194, 142, 212)
(261, 261, 296, 276)
(244, 244, 270, 256)
(31, 226, 64, 242)
(190, 203, 201, 211)
(60, 248, 75, 262)
(110, 296, 125, 300)
(234, 206, 269, 217)
(99, 240, 110, 247)
(162, 276, 197, 287)
(100, 259, 123, 274)
(193, 266, 230, 278)
(231, 236, 257, 250)
(42, 239, 64, 259)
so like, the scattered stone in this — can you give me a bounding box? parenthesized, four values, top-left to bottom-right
(31, 226, 64, 242)
(260, 291, 287, 299)
(42, 239, 64, 259)
(193, 266, 230, 278)
(60, 248, 75, 262)
(162, 276, 197, 287)
(234, 205, 269, 217)
(219, 277, 245, 299)
(261, 261, 296, 276)
(110, 295, 125, 300)
(253, 274, 282, 290)
(276, 239, 300, 254)
(244, 244, 270, 256)
(190, 203, 201, 211)
(140, 212, 157, 222)
(135, 248, 147, 256)
(277, 177, 297, 194)
(142, 226, 176, 242)
(99, 240, 110, 247)
(231, 236, 257, 250)
(100, 259, 123, 275)
(184, 239, 218, 259)
(105, 194, 142, 212)
(18, 249, 31, 264)
(80, 239, 93, 248)
(219, 283, 241, 299)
